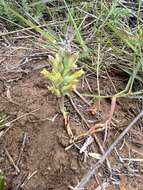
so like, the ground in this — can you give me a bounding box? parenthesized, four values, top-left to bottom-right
(0, 45, 142, 190)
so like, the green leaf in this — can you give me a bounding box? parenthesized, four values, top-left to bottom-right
(0, 172, 5, 190)
(118, 65, 143, 83)
(62, 83, 76, 94)
(48, 86, 61, 97)
(51, 50, 64, 73)
(8, 7, 58, 49)
(63, 0, 88, 52)
(63, 51, 79, 76)
(64, 69, 84, 84)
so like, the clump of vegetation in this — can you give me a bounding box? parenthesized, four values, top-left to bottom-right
(0, 0, 17, 23)
(41, 49, 84, 118)
(0, 0, 46, 26)
(100, 0, 131, 27)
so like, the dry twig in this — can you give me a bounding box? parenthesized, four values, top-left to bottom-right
(74, 89, 90, 106)
(16, 132, 27, 165)
(20, 170, 38, 188)
(73, 110, 143, 190)
(4, 147, 20, 174)
(67, 94, 111, 172)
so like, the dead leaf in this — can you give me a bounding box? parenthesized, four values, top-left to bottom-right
(88, 152, 101, 159)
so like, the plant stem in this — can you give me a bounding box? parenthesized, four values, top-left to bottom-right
(58, 96, 68, 125)
(58, 96, 65, 114)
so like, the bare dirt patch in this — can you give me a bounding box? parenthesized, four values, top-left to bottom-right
(0, 68, 90, 190)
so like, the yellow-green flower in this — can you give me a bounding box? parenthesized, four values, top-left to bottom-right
(41, 49, 84, 97)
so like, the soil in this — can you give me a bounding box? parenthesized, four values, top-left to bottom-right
(0, 69, 89, 190)
(0, 46, 143, 190)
